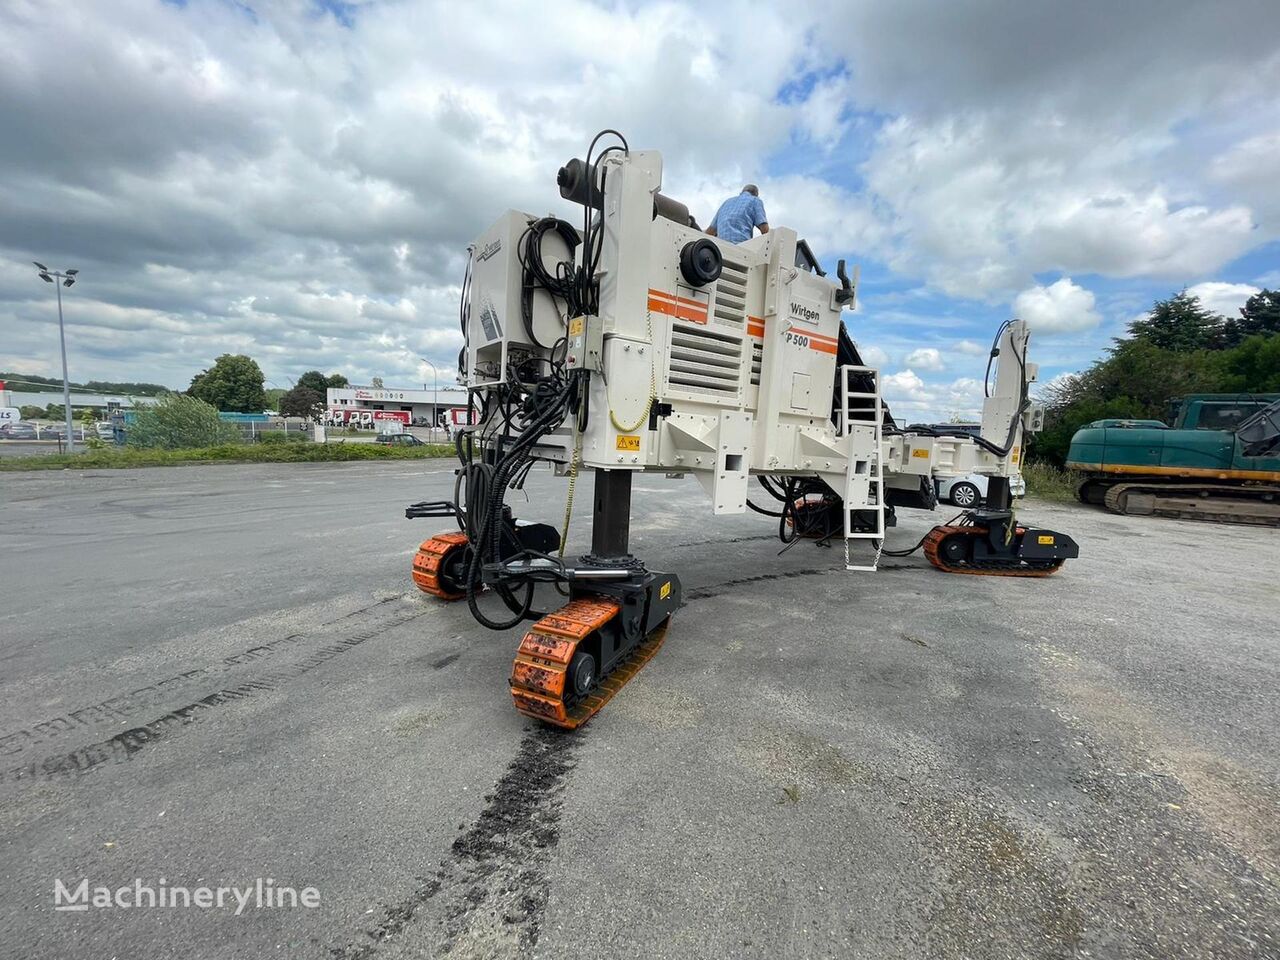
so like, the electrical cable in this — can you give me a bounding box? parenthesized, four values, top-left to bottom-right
(878, 512, 965, 557)
(440, 130, 630, 630)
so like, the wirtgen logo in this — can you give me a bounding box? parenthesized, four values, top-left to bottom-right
(54, 878, 320, 915)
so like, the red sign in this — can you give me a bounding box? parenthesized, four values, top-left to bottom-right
(371, 410, 410, 423)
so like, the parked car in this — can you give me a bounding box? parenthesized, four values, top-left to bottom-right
(375, 433, 425, 446)
(95, 422, 117, 440)
(38, 425, 66, 440)
(1, 422, 38, 440)
(936, 472, 1026, 507)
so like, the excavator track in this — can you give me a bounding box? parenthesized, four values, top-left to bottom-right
(1103, 482, 1280, 527)
(923, 525, 1063, 577)
(510, 596, 670, 730)
(411, 531, 469, 600)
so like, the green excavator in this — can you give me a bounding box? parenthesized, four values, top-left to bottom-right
(1067, 393, 1280, 525)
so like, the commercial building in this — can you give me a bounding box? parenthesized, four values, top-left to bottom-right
(1, 386, 157, 415)
(325, 385, 470, 427)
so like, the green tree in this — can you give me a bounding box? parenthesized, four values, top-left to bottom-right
(370, 376, 384, 389)
(1237, 289, 1280, 339)
(278, 385, 326, 419)
(126, 394, 241, 449)
(294, 371, 348, 393)
(1218, 334, 1280, 393)
(1031, 286, 1280, 467)
(1128, 291, 1222, 351)
(19, 405, 45, 420)
(295, 370, 330, 394)
(188, 355, 266, 412)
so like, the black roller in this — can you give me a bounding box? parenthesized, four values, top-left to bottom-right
(557, 158, 603, 210)
(679, 238, 722, 287)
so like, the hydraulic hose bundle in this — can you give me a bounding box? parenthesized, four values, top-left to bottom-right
(448, 130, 630, 631)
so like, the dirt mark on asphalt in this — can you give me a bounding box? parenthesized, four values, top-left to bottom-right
(0, 602, 429, 785)
(333, 726, 578, 960)
(0, 595, 406, 759)
(1037, 640, 1280, 880)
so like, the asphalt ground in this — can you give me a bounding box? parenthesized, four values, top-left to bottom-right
(0, 461, 1276, 959)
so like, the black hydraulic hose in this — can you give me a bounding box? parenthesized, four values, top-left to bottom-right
(879, 532, 933, 558)
(757, 474, 789, 502)
(463, 384, 574, 629)
(519, 217, 580, 348)
(879, 512, 965, 557)
(746, 498, 784, 518)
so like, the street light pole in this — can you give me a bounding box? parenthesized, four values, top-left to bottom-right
(419, 357, 439, 441)
(34, 263, 79, 451)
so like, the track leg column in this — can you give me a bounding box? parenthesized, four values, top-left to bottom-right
(986, 476, 1011, 511)
(590, 469, 634, 561)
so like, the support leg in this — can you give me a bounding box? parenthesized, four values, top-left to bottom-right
(590, 470, 634, 561)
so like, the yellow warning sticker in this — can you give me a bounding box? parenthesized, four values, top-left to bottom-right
(616, 434, 641, 451)
(911, 448, 930, 459)
(1037, 535, 1055, 545)
(569, 316, 584, 336)
(1011, 446, 1021, 464)
(660, 581, 671, 600)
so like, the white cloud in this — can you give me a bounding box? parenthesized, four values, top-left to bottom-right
(1012, 278, 1102, 334)
(2, 1, 1279, 387)
(882, 369, 985, 421)
(815, 4, 1279, 297)
(903, 347, 944, 371)
(882, 369, 926, 395)
(861, 117, 1257, 297)
(0, 0, 822, 387)
(1185, 281, 1260, 319)
(858, 344, 890, 368)
(1210, 131, 1280, 230)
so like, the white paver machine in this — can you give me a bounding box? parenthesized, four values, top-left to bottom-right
(406, 131, 1078, 729)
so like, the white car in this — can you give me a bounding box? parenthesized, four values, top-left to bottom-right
(935, 472, 1026, 508)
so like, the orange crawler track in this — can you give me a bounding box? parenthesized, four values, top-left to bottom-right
(924, 525, 1061, 578)
(510, 596, 670, 730)
(411, 531, 469, 599)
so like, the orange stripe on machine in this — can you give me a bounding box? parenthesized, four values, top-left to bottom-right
(647, 288, 708, 324)
(747, 316, 837, 353)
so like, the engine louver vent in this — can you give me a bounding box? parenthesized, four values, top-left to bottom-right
(711, 259, 748, 329)
(667, 320, 744, 397)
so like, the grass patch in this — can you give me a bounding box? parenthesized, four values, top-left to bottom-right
(1021, 460, 1078, 502)
(0, 441, 455, 471)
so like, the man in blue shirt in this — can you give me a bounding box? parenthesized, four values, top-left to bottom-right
(707, 184, 769, 243)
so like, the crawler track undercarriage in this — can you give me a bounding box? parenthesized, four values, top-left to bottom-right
(409, 472, 681, 730)
(923, 520, 1069, 577)
(1076, 477, 1280, 527)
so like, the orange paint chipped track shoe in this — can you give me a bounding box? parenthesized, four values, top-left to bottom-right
(411, 531, 469, 599)
(509, 594, 673, 730)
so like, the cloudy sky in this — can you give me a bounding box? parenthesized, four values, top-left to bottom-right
(1, 0, 1277, 419)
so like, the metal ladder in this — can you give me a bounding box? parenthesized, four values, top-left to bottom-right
(838, 365, 885, 572)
